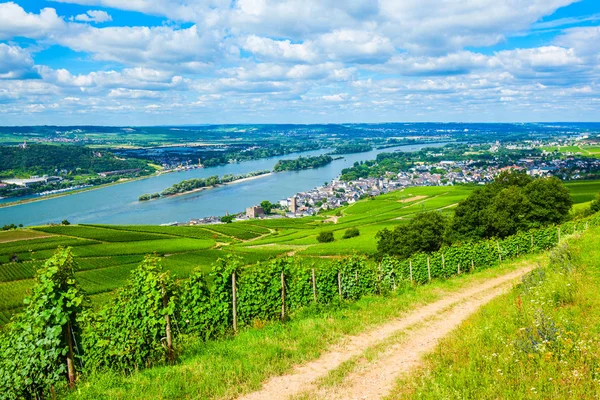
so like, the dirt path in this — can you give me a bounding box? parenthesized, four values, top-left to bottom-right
(238, 266, 532, 400)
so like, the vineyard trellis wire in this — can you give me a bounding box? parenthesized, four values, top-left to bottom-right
(2, 212, 600, 398)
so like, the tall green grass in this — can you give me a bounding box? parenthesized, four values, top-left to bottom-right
(390, 228, 600, 399)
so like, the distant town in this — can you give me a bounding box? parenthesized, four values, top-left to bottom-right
(183, 142, 600, 226)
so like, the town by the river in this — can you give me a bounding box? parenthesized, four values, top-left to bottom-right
(0, 143, 446, 226)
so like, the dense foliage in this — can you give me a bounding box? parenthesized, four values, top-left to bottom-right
(0, 247, 86, 399)
(587, 192, 600, 215)
(450, 171, 572, 241)
(330, 143, 373, 155)
(0, 144, 151, 178)
(376, 211, 448, 258)
(273, 155, 333, 172)
(343, 228, 360, 239)
(81, 256, 176, 373)
(317, 231, 335, 243)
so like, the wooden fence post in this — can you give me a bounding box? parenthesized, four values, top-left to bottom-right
(586, 221, 589, 230)
(471, 259, 474, 272)
(531, 234, 534, 249)
(427, 257, 431, 282)
(558, 227, 561, 243)
(312, 268, 317, 302)
(161, 282, 174, 362)
(65, 323, 76, 387)
(442, 254, 445, 271)
(497, 242, 502, 263)
(457, 263, 461, 275)
(232, 271, 238, 334)
(281, 271, 285, 321)
(355, 270, 358, 283)
(409, 259, 413, 283)
(338, 271, 342, 299)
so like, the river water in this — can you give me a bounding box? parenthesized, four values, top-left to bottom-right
(0, 143, 446, 226)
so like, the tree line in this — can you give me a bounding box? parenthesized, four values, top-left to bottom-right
(273, 155, 333, 172)
(376, 171, 574, 258)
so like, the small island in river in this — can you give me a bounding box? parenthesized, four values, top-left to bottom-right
(139, 170, 271, 201)
(273, 155, 334, 172)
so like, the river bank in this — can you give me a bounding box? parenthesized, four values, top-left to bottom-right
(0, 143, 448, 226)
(0, 174, 157, 209)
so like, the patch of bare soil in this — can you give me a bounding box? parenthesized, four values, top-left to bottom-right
(397, 195, 427, 203)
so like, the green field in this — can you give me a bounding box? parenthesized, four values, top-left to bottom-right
(1, 181, 599, 325)
(542, 144, 600, 157)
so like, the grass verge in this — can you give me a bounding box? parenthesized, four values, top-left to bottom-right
(388, 227, 600, 399)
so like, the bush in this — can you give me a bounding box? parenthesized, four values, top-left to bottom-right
(343, 228, 360, 239)
(61, 219, 70, 226)
(221, 215, 235, 223)
(317, 231, 335, 243)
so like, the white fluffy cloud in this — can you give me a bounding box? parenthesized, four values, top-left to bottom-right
(0, 2, 66, 39)
(0, 0, 598, 123)
(0, 44, 37, 79)
(73, 10, 112, 23)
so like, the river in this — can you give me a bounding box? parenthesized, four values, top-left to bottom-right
(0, 143, 446, 226)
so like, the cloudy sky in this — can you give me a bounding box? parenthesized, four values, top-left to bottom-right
(0, 0, 599, 125)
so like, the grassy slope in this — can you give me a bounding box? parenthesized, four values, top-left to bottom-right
(67, 256, 542, 400)
(389, 226, 600, 399)
(1, 181, 599, 324)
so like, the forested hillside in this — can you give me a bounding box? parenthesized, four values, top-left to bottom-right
(0, 144, 152, 178)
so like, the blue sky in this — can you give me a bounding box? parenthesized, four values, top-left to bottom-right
(0, 0, 599, 125)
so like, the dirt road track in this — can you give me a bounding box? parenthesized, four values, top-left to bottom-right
(238, 266, 533, 400)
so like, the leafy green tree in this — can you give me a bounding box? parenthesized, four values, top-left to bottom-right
(450, 173, 572, 241)
(489, 170, 533, 191)
(449, 188, 495, 241)
(221, 215, 235, 223)
(260, 200, 274, 214)
(317, 231, 335, 243)
(522, 177, 572, 227)
(485, 186, 532, 238)
(377, 212, 448, 258)
(0, 247, 86, 399)
(61, 219, 70, 226)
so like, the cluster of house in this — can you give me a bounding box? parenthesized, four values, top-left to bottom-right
(179, 154, 600, 225)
